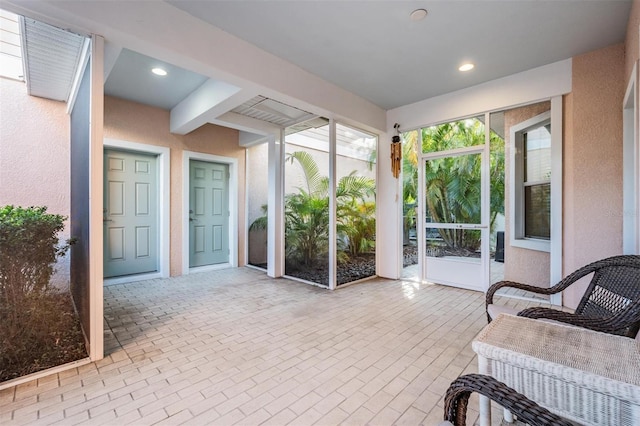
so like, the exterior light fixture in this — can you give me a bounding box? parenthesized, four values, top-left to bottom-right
(459, 63, 475, 72)
(410, 9, 428, 21)
(151, 67, 167, 76)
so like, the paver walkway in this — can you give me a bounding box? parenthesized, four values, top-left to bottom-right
(1, 268, 538, 425)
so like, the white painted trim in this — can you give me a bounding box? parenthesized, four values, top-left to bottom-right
(422, 144, 486, 161)
(182, 151, 239, 275)
(188, 263, 233, 274)
(267, 132, 284, 278)
(244, 148, 250, 266)
(388, 59, 572, 132)
(549, 96, 563, 306)
(482, 112, 491, 292)
(103, 139, 171, 284)
(89, 35, 104, 361)
(328, 118, 337, 290)
(66, 37, 90, 114)
(283, 274, 330, 289)
(417, 133, 425, 283)
(103, 272, 164, 286)
(509, 110, 552, 253)
(0, 357, 92, 391)
(623, 62, 638, 254)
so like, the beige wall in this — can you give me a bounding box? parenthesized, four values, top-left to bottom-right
(104, 96, 245, 275)
(626, 0, 640, 82)
(0, 78, 71, 288)
(0, 78, 70, 224)
(247, 143, 269, 265)
(503, 101, 551, 286)
(562, 43, 625, 308)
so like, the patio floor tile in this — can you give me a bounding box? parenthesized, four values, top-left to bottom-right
(0, 267, 542, 425)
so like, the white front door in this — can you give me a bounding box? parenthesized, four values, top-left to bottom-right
(103, 149, 158, 278)
(189, 160, 230, 267)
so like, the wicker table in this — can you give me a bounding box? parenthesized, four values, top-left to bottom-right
(472, 314, 640, 426)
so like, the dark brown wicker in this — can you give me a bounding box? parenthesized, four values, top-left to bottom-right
(486, 255, 640, 337)
(443, 374, 574, 426)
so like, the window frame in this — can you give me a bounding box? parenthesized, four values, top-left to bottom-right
(510, 110, 552, 252)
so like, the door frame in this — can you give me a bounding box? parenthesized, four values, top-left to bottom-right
(103, 138, 170, 285)
(182, 151, 238, 274)
(419, 143, 490, 292)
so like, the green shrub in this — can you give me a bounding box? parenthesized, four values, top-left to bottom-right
(0, 205, 68, 302)
(0, 206, 83, 382)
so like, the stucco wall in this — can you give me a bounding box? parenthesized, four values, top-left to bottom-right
(247, 143, 269, 265)
(0, 79, 70, 222)
(625, 0, 640, 82)
(103, 96, 245, 275)
(563, 43, 625, 308)
(0, 78, 71, 287)
(503, 101, 551, 286)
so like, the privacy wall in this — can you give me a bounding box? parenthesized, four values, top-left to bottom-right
(70, 62, 92, 339)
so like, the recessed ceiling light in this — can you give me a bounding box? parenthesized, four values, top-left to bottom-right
(459, 63, 475, 72)
(151, 67, 167, 76)
(410, 9, 428, 21)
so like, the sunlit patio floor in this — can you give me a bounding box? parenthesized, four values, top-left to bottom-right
(0, 267, 545, 425)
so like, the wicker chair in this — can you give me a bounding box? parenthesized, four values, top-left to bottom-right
(440, 374, 574, 426)
(486, 255, 640, 337)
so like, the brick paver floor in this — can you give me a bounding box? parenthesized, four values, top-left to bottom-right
(1, 267, 540, 425)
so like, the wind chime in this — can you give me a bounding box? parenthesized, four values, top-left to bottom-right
(391, 123, 402, 178)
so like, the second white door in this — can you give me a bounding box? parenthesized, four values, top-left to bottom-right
(189, 160, 230, 267)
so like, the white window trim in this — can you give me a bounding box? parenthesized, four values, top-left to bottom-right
(509, 110, 552, 252)
(623, 61, 638, 254)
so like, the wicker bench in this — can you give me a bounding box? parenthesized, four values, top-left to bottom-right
(473, 314, 640, 426)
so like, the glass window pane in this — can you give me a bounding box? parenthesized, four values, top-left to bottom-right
(425, 227, 482, 258)
(524, 125, 551, 183)
(401, 130, 419, 275)
(247, 143, 268, 269)
(425, 153, 482, 225)
(524, 183, 551, 239)
(336, 123, 377, 286)
(421, 116, 485, 153)
(284, 118, 330, 287)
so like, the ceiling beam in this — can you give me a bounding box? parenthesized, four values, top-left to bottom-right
(211, 111, 281, 136)
(170, 80, 257, 135)
(3, 0, 386, 133)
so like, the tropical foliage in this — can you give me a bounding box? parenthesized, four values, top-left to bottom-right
(250, 151, 376, 270)
(402, 119, 504, 252)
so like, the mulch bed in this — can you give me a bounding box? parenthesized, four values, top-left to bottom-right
(250, 245, 421, 287)
(286, 254, 376, 286)
(0, 292, 87, 383)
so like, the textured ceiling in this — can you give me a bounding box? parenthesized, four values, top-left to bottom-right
(169, 0, 632, 109)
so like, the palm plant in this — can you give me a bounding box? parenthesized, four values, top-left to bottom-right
(286, 151, 375, 266)
(250, 150, 376, 270)
(402, 119, 505, 252)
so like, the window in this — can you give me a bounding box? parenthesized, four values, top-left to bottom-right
(0, 9, 24, 81)
(511, 110, 551, 251)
